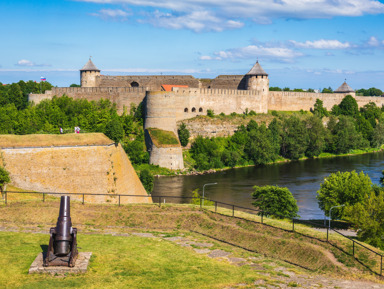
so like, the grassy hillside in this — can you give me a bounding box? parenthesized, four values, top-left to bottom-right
(147, 128, 180, 147)
(1, 195, 383, 281)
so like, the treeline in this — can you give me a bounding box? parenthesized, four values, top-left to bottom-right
(0, 80, 53, 110)
(189, 96, 384, 171)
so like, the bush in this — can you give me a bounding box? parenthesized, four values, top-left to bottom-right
(207, 109, 215, 117)
(139, 169, 154, 194)
(251, 185, 299, 219)
(105, 118, 124, 143)
(0, 167, 10, 194)
(177, 123, 190, 147)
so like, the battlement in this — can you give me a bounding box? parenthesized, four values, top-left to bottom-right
(172, 87, 260, 96)
(50, 86, 147, 94)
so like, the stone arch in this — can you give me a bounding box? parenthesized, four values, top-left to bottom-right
(131, 81, 139, 87)
(199, 107, 203, 112)
(192, 107, 196, 112)
(184, 108, 188, 112)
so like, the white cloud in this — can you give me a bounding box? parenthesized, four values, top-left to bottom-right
(81, 0, 384, 31)
(142, 10, 243, 32)
(290, 39, 351, 49)
(201, 44, 303, 62)
(15, 59, 51, 67)
(91, 9, 130, 20)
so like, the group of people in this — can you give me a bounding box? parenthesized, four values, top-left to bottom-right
(58, 127, 81, 134)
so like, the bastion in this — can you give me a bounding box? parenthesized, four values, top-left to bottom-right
(0, 133, 150, 204)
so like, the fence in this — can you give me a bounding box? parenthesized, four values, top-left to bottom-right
(2, 190, 383, 276)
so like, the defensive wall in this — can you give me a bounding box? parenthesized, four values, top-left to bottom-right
(268, 91, 384, 111)
(0, 136, 150, 204)
(96, 75, 200, 90)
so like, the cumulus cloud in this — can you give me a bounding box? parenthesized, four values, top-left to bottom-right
(15, 59, 51, 67)
(290, 39, 351, 49)
(90, 9, 131, 20)
(81, 0, 384, 31)
(201, 44, 303, 63)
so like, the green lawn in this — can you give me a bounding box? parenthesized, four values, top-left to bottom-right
(0, 231, 264, 289)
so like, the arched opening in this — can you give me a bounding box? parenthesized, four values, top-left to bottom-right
(199, 107, 203, 112)
(192, 107, 196, 112)
(131, 81, 139, 87)
(184, 108, 188, 112)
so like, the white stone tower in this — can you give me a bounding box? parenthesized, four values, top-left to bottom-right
(245, 61, 269, 92)
(80, 58, 100, 87)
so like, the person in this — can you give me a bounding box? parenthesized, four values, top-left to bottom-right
(59, 127, 63, 134)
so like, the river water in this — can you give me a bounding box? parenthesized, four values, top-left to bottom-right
(152, 151, 384, 220)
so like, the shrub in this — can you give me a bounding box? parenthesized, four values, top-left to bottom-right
(252, 185, 299, 219)
(177, 123, 190, 147)
(139, 169, 154, 194)
(207, 109, 215, 117)
(0, 167, 10, 194)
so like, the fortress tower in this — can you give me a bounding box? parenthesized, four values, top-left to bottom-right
(80, 58, 100, 87)
(245, 61, 269, 92)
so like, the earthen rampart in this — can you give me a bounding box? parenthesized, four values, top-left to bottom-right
(1, 143, 150, 204)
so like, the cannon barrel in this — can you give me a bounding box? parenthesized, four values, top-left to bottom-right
(53, 196, 73, 256)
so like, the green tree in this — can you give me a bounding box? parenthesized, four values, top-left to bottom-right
(104, 118, 124, 143)
(177, 122, 190, 147)
(269, 87, 282, 91)
(139, 169, 154, 193)
(280, 116, 308, 160)
(245, 123, 277, 165)
(322, 87, 333, 93)
(305, 115, 326, 158)
(372, 121, 384, 148)
(0, 167, 10, 194)
(333, 116, 368, 154)
(252, 185, 299, 219)
(316, 171, 372, 219)
(338, 95, 359, 117)
(313, 99, 328, 118)
(344, 191, 384, 248)
(70, 84, 81, 87)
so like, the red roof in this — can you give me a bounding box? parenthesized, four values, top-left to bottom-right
(161, 84, 188, 92)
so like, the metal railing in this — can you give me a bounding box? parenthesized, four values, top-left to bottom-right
(2, 190, 383, 276)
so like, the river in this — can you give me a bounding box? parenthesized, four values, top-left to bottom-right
(152, 151, 384, 219)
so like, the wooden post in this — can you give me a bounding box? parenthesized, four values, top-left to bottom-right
(43, 193, 45, 202)
(118, 195, 121, 207)
(82, 194, 84, 205)
(215, 202, 217, 213)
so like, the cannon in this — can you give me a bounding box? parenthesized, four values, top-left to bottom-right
(44, 196, 78, 267)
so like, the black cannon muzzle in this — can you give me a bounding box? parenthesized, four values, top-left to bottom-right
(54, 196, 73, 256)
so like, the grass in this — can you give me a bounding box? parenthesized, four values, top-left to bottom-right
(0, 231, 267, 289)
(147, 128, 180, 147)
(0, 133, 113, 148)
(1, 197, 383, 279)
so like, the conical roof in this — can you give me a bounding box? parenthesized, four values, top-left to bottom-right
(246, 61, 268, 76)
(80, 58, 100, 72)
(335, 81, 354, 93)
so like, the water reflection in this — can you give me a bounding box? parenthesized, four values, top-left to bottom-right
(152, 151, 384, 219)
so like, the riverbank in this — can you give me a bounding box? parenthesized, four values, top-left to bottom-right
(145, 145, 384, 177)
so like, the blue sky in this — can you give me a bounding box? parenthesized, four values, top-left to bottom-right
(1, 0, 384, 90)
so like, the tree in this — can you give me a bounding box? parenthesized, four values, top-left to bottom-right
(374, 122, 384, 148)
(178, 122, 190, 147)
(70, 84, 81, 87)
(344, 191, 384, 248)
(245, 123, 277, 165)
(0, 167, 10, 194)
(338, 95, 359, 117)
(280, 116, 308, 160)
(313, 99, 328, 118)
(139, 169, 154, 193)
(305, 115, 326, 158)
(269, 87, 282, 91)
(207, 109, 215, 117)
(322, 87, 333, 93)
(316, 171, 372, 219)
(333, 116, 368, 154)
(105, 118, 124, 143)
(252, 185, 299, 219)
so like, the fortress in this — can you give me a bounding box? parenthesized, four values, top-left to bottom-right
(30, 59, 384, 170)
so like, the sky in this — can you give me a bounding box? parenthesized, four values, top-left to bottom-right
(1, 0, 384, 90)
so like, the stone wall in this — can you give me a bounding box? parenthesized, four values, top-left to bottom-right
(268, 91, 384, 111)
(173, 87, 268, 120)
(97, 75, 200, 90)
(29, 87, 147, 114)
(1, 143, 150, 204)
